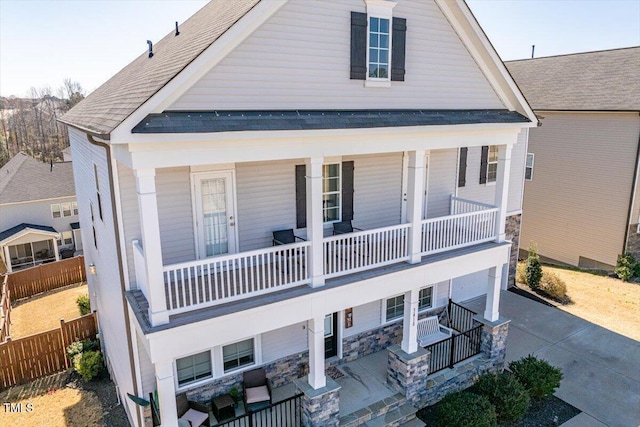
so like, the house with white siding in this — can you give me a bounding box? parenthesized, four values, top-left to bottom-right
(59, 1, 536, 426)
(0, 152, 81, 273)
(507, 47, 640, 270)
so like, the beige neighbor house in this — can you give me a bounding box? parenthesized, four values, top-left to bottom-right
(506, 47, 640, 269)
(60, 1, 536, 426)
(0, 152, 81, 273)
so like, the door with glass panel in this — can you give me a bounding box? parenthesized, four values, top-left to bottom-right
(324, 312, 338, 358)
(194, 172, 237, 259)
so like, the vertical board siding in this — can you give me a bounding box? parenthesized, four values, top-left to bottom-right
(261, 322, 308, 363)
(427, 149, 457, 218)
(156, 167, 196, 265)
(347, 153, 402, 229)
(169, 0, 504, 111)
(522, 112, 640, 266)
(343, 300, 383, 337)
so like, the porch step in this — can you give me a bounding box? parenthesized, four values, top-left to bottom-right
(339, 393, 406, 427)
(361, 402, 420, 427)
(398, 417, 426, 427)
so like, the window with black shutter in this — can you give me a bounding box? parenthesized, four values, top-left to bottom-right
(479, 146, 489, 184)
(458, 147, 468, 187)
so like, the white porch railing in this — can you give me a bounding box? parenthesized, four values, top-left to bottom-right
(323, 224, 411, 278)
(132, 240, 150, 302)
(450, 195, 497, 215)
(163, 242, 310, 314)
(421, 208, 498, 255)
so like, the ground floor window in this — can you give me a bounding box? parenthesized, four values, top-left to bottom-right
(176, 351, 212, 386)
(385, 295, 404, 322)
(57, 231, 73, 247)
(223, 338, 255, 373)
(418, 286, 433, 311)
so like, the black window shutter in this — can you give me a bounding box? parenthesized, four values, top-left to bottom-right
(350, 12, 367, 80)
(391, 17, 407, 81)
(458, 147, 468, 187)
(479, 146, 489, 184)
(342, 161, 355, 221)
(295, 165, 307, 228)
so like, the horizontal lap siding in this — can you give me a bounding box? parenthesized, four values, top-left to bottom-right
(117, 164, 141, 286)
(521, 112, 640, 266)
(0, 197, 79, 236)
(169, 0, 503, 111)
(261, 321, 308, 363)
(435, 280, 449, 307)
(427, 149, 457, 218)
(136, 332, 156, 395)
(343, 300, 382, 337)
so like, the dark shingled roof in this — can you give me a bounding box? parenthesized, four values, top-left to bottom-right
(60, 0, 260, 137)
(70, 222, 80, 230)
(132, 109, 529, 134)
(0, 152, 76, 204)
(0, 223, 58, 243)
(505, 47, 640, 111)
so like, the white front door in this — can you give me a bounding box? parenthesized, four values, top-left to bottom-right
(194, 172, 237, 258)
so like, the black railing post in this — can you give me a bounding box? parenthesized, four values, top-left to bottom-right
(449, 335, 456, 368)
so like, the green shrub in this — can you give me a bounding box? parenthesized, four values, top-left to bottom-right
(615, 253, 636, 282)
(516, 262, 527, 285)
(66, 339, 100, 363)
(539, 271, 568, 300)
(436, 391, 497, 427)
(76, 294, 91, 316)
(74, 350, 104, 381)
(526, 244, 543, 290)
(471, 372, 530, 423)
(509, 355, 563, 399)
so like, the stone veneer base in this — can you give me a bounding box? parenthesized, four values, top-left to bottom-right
(295, 376, 341, 427)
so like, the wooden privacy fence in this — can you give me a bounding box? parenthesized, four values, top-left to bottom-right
(7, 256, 86, 301)
(0, 312, 98, 389)
(0, 278, 11, 342)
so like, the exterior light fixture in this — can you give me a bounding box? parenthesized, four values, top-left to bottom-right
(88, 263, 97, 275)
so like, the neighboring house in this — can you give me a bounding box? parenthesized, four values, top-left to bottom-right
(0, 152, 81, 273)
(62, 146, 73, 162)
(506, 47, 640, 269)
(59, 1, 536, 426)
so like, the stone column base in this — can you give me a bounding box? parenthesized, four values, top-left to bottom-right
(387, 344, 430, 404)
(476, 315, 510, 370)
(142, 404, 153, 427)
(294, 376, 341, 427)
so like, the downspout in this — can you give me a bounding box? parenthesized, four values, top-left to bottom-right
(87, 135, 142, 427)
(623, 113, 640, 255)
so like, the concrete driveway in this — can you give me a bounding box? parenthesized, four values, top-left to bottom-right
(463, 291, 640, 427)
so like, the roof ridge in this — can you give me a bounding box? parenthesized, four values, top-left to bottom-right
(505, 45, 640, 63)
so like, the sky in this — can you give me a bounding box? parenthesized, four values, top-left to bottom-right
(0, 0, 638, 98)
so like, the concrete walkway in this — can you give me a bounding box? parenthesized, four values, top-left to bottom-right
(463, 291, 640, 427)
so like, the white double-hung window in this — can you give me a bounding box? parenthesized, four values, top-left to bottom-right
(368, 17, 390, 79)
(322, 164, 341, 223)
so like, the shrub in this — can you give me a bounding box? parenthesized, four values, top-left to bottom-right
(66, 339, 100, 363)
(539, 271, 568, 300)
(516, 262, 527, 285)
(509, 355, 563, 399)
(615, 253, 636, 282)
(436, 391, 497, 427)
(526, 244, 543, 290)
(76, 294, 91, 316)
(471, 372, 530, 423)
(74, 350, 104, 381)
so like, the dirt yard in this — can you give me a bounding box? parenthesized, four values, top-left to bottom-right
(9, 284, 89, 338)
(518, 264, 640, 341)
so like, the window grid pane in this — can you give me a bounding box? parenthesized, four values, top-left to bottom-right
(368, 17, 390, 79)
(223, 339, 255, 373)
(487, 146, 499, 183)
(322, 164, 341, 223)
(386, 295, 405, 321)
(419, 287, 433, 310)
(177, 351, 212, 386)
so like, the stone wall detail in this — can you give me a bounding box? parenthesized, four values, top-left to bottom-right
(626, 224, 640, 260)
(505, 214, 522, 286)
(294, 377, 341, 427)
(387, 345, 430, 405)
(479, 316, 510, 370)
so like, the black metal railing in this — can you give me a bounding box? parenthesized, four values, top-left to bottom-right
(448, 299, 478, 333)
(216, 392, 303, 427)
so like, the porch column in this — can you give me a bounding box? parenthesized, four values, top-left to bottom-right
(484, 265, 502, 322)
(307, 316, 326, 389)
(306, 157, 325, 287)
(406, 150, 425, 263)
(401, 288, 419, 354)
(3, 246, 12, 273)
(155, 360, 179, 427)
(52, 238, 60, 261)
(135, 168, 169, 326)
(494, 145, 513, 243)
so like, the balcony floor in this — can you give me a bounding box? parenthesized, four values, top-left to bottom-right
(127, 241, 509, 334)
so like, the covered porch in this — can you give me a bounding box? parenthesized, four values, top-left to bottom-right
(0, 223, 60, 273)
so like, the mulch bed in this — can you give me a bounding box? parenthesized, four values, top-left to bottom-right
(417, 394, 580, 427)
(508, 286, 555, 307)
(71, 372, 130, 427)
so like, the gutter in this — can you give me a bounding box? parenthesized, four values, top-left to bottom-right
(623, 112, 640, 254)
(86, 135, 141, 427)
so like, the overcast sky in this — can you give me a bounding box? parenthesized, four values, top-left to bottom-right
(1, 0, 638, 98)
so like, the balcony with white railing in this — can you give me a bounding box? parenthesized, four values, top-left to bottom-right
(134, 196, 500, 317)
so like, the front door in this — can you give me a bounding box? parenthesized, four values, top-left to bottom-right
(194, 172, 237, 259)
(324, 313, 338, 358)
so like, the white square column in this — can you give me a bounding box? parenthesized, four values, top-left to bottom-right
(155, 360, 179, 427)
(52, 238, 60, 261)
(484, 265, 502, 322)
(401, 288, 419, 354)
(3, 246, 12, 273)
(135, 168, 169, 326)
(307, 316, 326, 389)
(306, 157, 325, 287)
(406, 150, 425, 263)
(494, 145, 513, 243)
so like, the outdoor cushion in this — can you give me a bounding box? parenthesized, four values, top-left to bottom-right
(181, 408, 208, 427)
(178, 418, 191, 427)
(245, 385, 270, 404)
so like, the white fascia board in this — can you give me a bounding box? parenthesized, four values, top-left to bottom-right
(144, 243, 510, 362)
(109, 0, 289, 144)
(435, 0, 537, 124)
(0, 195, 77, 207)
(0, 228, 60, 246)
(125, 125, 525, 169)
